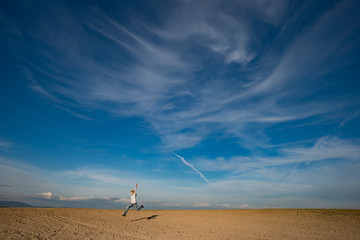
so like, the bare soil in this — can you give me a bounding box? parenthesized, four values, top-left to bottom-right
(1, 208, 359, 239)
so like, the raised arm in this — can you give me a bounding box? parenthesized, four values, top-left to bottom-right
(134, 183, 138, 192)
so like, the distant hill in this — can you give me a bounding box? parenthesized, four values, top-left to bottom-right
(0, 201, 33, 207)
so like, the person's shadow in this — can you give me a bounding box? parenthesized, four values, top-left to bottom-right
(131, 215, 159, 222)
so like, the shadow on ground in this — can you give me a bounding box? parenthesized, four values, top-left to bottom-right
(131, 215, 159, 222)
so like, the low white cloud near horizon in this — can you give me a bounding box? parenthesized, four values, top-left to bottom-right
(1, 133, 359, 208)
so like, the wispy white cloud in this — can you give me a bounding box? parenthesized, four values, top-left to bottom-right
(173, 152, 210, 183)
(149, 0, 288, 64)
(36, 192, 56, 199)
(16, 0, 359, 152)
(340, 110, 360, 127)
(196, 136, 360, 172)
(2, 0, 360, 210)
(0, 157, 138, 198)
(1, 150, 360, 208)
(192, 202, 232, 208)
(0, 138, 13, 149)
(0, 156, 207, 205)
(36, 191, 117, 202)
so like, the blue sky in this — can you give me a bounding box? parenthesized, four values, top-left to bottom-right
(1, 0, 360, 209)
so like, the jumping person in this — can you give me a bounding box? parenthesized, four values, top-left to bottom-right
(122, 183, 144, 216)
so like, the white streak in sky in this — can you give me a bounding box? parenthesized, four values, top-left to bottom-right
(340, 111, 360, 127)
(173, 153, 210, 183)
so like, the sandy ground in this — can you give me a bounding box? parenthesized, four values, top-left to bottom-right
(1, 208, 360, 239)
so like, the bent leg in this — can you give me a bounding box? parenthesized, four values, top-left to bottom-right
(135, 203, 144, 211)
(123, 203, 134, 215)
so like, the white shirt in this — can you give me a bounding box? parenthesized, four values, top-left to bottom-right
(130, 186, 137, 203)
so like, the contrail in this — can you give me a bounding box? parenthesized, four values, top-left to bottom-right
(173, 152, 210, 183)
